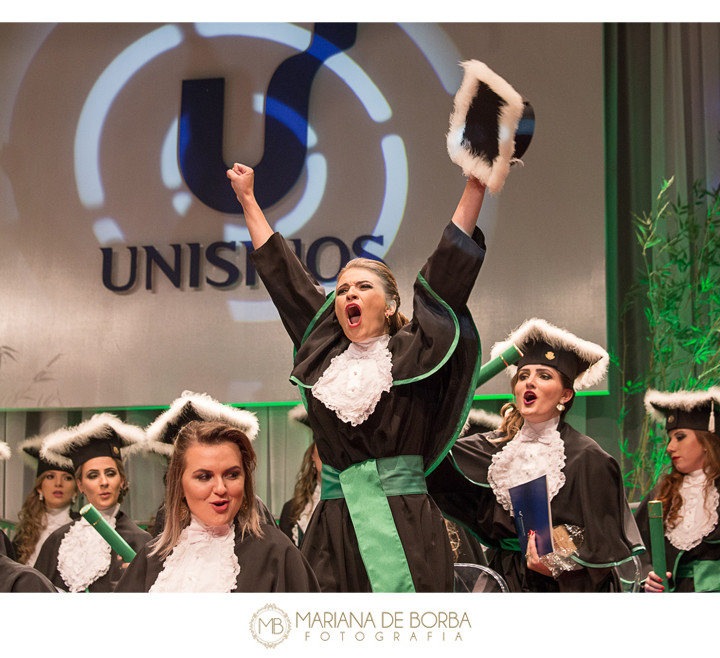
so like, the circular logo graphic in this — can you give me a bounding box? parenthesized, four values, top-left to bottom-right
(250, 603, 291, 648)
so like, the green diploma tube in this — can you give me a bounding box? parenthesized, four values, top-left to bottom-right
(476, 344, 523, 388)
(80, 503, 137, 563)
(648, 500, 667, 589)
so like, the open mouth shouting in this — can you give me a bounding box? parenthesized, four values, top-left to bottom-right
(523, 391, 537, 405)
(346, 303, 362, 328)
(210, 499, 230, 514)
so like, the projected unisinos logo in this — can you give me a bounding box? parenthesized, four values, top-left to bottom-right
(80, 23, 461, 304)
(179, 24, 357, 214)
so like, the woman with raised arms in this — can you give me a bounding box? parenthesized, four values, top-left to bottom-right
(227, 162, 487, 592)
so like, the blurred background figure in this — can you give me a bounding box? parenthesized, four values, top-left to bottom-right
(34, 413, 151, 592)
(279, 405, 321, 547)
(12, 435, 78, 566)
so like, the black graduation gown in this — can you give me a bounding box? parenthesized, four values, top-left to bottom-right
(635, 478, 720, 592)
(11, 509, 81, 564)
(250, 222, 485, 592)
(278, 499, 302, 546)
(0, 554, 57, 592)
(114, 521, 320, 592)
(33, 511, 151, 592)
(451, 523, 488, 566)
(427, 422, 646, 592)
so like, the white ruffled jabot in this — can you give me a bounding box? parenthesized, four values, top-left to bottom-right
(312, 333, 393, 426)
(487, 416, 566, 516)
(150, 516, 240, 592)
(29, 505, 74, 567)
(666, 469, 719, 551)
(57, 504, 119, 592)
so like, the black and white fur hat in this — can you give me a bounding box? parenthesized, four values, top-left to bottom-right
(644, 387, 720, 434)
(447, 60, 534, 195)
(0, 442, 10, 462)
(21, 434, 74, 477)
(460, 408, 504, 437)
(40, 413, 146, 472)
(490, 318, 609, 391)
(145, 390, 260, 458)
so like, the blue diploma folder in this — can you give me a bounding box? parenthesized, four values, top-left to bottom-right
(508, 475, 554, 557)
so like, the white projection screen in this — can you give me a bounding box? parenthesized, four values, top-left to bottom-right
(0, 22, 606, 409)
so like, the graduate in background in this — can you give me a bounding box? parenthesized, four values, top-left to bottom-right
(34, 414, 151, 592)
(637, 388, 720, 592)
(12, 435, 78, 566)
(278, 405, 322, 548)
(428, 318, 644, 591)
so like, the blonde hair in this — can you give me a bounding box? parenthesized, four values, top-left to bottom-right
(150, 420, 261, 559)
(337, 258, 410, 335)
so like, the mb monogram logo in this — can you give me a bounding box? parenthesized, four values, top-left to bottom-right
(249, 603, 292, 648)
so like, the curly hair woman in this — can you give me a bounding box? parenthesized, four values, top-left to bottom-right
(637, 387, 720, 592)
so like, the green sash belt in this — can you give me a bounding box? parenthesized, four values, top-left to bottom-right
(676, 559, 720, 592)
(320, 455, 427, 593)
(499, 537, 521, 552)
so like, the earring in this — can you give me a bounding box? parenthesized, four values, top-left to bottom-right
(385, 314, 391, 325)
(72, 493, 78, 504)
(38, 491, 44, 502)
(556, 402, 565, 412)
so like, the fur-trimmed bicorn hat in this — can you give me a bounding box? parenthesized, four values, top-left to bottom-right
(447, 60, 534, 195)
(145, 391, 260, 458)
(461, 407, 504, 437)
(0, 442, 10, 462)
(40, 413, 146, 472)
(490, 318, 609, 391)
(21, 435, 74, 477)
(644, 387, 720, 434)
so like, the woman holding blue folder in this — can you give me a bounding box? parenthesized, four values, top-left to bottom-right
(34, 414, 151, 592)
(637, 388, 720, 592)
(428, 318, 644, 592)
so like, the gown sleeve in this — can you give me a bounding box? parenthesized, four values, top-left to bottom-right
(32, 524, 69, 589)
(0, 555, 58, 593)
(113, 540, 161, 592)
(249, 232, 329, 349)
